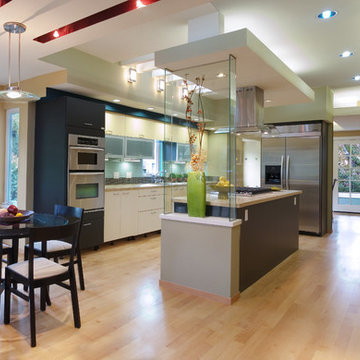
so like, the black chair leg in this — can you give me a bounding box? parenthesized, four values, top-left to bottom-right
(76, 249, 85, 290)
(46, 285, 51, 306)
(23, 247, 29, 292)
(40, 287, 46, 311)
(24, 245, 29, 261)
(29, 287, 36, 347)
(69, 273, 81, 329)
(4, 271, 11, 324)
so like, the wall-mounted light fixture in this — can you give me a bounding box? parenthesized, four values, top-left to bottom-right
(181, 87, 189, 99)
(157, 78, 165, 92)
(128, 68, 137, 83)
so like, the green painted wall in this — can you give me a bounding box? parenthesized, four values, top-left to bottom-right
(264, 87, 334, 124)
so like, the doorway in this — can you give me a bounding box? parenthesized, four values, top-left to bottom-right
(333, 138, 360, 212)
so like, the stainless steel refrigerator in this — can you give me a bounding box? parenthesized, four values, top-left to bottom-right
(261, 121, 329, 235)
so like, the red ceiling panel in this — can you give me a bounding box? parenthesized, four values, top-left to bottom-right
(33, 0, 161, 44)
(0, 0, 13, 7)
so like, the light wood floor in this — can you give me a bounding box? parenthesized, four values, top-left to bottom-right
(1, 213, 360, 359)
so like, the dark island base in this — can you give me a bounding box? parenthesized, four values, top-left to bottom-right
(174, 195, 299, 292)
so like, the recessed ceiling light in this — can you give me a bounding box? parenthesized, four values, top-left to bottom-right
(136, 0, 146, 8)
(317, 10, 337, 19)
(53, 30, 59, 38)
(216, 72, 226, 78)
(340, 51, 353, 58)
(147, 107, 154, 110)
(173, 113, 178, 117)
(265, 99, 272, 103)
(113, 99, 120, 103)
(353, 75, 360, 81)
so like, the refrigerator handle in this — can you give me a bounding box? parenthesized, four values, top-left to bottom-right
(280, 155, 284, 189)
(286, 155, 290, 190)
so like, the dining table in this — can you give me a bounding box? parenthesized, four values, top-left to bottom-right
(0, 212, 69, 283)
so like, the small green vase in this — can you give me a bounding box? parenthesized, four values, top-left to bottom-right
(187, 171, 206, 217)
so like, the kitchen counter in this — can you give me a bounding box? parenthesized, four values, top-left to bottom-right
(173, 189, 302, 208)
(105, 182, 187, 191)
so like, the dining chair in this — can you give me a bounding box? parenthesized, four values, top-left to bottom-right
(24, 204, 85, 290)
(1, 239, 13, 264)
(4, 218, 81, 347)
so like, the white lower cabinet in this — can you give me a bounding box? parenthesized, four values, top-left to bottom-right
(104, 185, 188, 242)
(104, 190, 138, 242)
(120, 191, 138, 238)
(137, 187, 163, 235)
(104, 191, 122, 242)
(138, 208, 162, 234)
(105, 187, 165, 242)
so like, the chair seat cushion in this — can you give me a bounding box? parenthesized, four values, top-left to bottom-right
(2, 239, 12, 248)
(33, 240, 72, 253)
(7, 257, 68, 280)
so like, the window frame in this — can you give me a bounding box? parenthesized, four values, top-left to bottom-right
(4, 107, 20, 205)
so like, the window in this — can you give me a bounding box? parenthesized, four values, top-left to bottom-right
(5, 108, 19, 206)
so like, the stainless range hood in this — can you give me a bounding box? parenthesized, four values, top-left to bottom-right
(235, 86, 264, 132)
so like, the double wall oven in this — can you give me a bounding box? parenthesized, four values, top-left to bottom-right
(68, 134, 105, 248)
(34, 95, 106, 249)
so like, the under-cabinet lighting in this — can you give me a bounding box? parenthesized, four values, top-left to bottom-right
(128, 68, 137, 83)
(113, 99, 120, 103)
(317, 10, 337, 19)
(157, 78, 165, 92)
(124, 158, 141, 163)
(214, 128, 229, 134)
(147, 107, 154, 110)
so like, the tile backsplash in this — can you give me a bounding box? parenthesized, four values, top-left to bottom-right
(105, 159, 143, 179)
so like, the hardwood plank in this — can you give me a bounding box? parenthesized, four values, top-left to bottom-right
(1, 214, 360, 359)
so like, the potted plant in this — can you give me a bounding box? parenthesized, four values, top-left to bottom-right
(169, 173, 177, 182)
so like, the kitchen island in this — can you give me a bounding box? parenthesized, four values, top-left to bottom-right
(160, 190, 301, 304)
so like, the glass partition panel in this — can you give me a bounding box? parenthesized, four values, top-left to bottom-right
(163, 57, 236, 221)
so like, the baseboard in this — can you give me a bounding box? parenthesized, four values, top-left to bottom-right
(159, 280, 240, 305)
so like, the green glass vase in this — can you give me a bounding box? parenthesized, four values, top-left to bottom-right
(187, 171, 206, 217)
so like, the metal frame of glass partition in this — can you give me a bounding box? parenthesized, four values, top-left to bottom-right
(163, 55, 237, 221)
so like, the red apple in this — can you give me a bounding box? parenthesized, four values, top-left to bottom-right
(7, 204, 18, 215)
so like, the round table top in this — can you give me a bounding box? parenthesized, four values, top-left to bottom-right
(0, 213, 69, 238)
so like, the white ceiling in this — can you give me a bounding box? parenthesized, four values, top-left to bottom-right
(1, 0, 360, 129)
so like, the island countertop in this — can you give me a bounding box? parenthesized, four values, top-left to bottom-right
(105, 182, 187, 191)
(173, 190, 302, 208)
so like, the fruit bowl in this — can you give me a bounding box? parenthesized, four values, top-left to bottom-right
(0, 210, 34, 224)
(210, 184, 235, 199)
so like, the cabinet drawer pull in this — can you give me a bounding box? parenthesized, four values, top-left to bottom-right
(84, 122, 93, 127)
(83, 222, 92, 227)
(123, 192, 129, 195)
(150, 197, 157, 200)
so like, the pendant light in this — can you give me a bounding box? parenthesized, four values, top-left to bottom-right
(0, 22, 40, 102)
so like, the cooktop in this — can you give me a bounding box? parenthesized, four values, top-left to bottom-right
(235, 187, 272, 195)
